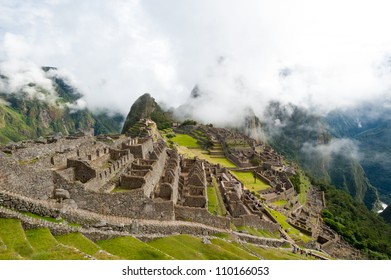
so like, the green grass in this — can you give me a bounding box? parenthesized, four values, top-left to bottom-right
(231, 171, 271, 192)
(271, 200, 288, 207)
(176, 145, 236, 168)
(97, 236, 172, 260)
(207, 179, 226, 216)
(56, 232, 119, 260)
(209, 238, 259, 260)
(298, 172, 311, 205)
(148, 234, 259, 260)
(244, 244, 316, 260)
(21, 212, 80, 228)
(266, 207, 313, 243)
(22, 212, 63, 223)
(0, 218, 34, 258)
(236, 226, 280, 239)
(171, 134, 200, 148)
(25, 228, 88, 260)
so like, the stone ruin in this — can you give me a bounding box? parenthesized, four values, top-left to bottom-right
(0, 123, 361, 259)
(0, 127, 282, 236)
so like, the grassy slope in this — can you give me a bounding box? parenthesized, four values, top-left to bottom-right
(56, 232, 119, 260)
(0, 218, 34, 258)
(169, 133, 237, 168)
(25, 228, 88, 260)
(244, 244, 315, 260)
(148, 234, 258, 260)
(231, 171, 271, 192)
(266, 208, 312, 243)
(207, 179, 226, 216)
(97, 236, 173, 260)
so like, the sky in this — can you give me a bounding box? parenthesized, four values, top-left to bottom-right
(1, 0, 391, 121)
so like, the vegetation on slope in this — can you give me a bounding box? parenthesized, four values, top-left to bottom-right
(121, 93, 172, 133)
(97, 236, 172, 260)
(263, 101, 379, 209)
(0, 71, 124, 144)
(316, 180, 391, 259)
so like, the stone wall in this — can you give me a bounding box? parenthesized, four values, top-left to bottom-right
(175, 206, 230, 229)
(232, 214, 280, 232)
(124, 138, 154, 159)
(67, 159, 96, 183)
(53, 172, 175, 220)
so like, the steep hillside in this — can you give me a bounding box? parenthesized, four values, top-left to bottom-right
(0, 67, 124, 143)
(326, 103, 391, 204)
(262, 102, 379, 209)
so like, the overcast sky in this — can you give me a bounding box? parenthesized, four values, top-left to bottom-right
(1, 0, 391, 119)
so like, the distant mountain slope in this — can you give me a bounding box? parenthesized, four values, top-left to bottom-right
(326, 102, 391, 204)
(262, 102, 380, 210)
(0, 67, 124, 143)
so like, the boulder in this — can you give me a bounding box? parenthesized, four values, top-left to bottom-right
(53, 189, 70, 200)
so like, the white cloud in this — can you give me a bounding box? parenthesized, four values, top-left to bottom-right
(1, 0, 391, 118)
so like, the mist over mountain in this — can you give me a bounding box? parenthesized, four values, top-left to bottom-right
(0, 66, 123, 143)
(326, 99, 391, 205)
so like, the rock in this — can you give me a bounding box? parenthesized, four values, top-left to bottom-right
(62, 199, 78, 209)
(202, 237, 211, 244)
(94, 220, 107, 227)
(131, 220, 139, 234)
(53, 189, 70, 200)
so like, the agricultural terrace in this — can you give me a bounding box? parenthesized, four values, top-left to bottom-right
(168, 133, 236, 168)
(230, 171, 271, 192)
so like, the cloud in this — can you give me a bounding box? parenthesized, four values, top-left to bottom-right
(301, 138, 361, 162)
(1, 0, 391, 119)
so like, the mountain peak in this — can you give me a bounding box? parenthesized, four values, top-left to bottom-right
(121, 93, 172, 134)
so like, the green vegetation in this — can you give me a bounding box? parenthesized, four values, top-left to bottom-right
(0, 218, 34, 258)
(179, 119, 197, 126)
(174, 142, 236, 168)
(148, 235, 257, 260)
(264, 101, 378, 209)
(121, 93, 172, 133)
(231, 171, 271, 192)
(21, 212, 63, 223)
(0, 75, 123, 145)
(56, 232, 119, 260)
(18, 157, 40, 165)
(271, 200, 288, 207)
(317, 181, 391, 259)
(207, 178, 226, 216)
(97, 236, 172, 260)
(243, 244, 315, 260)
(25, 228, 87, 260)
(266, 207, 312, 243)
(171, 134, 200, 148)
(236, 226, 280, 239)
(290, 170, 311, 204)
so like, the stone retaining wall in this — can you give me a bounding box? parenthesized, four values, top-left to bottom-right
(175, 206, 230, 229)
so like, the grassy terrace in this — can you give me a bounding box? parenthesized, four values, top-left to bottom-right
(169, 133, 236, 168)
(171, 134, 200, 148)
(25, 228, 88, 260)
(0, 218, 34, 259)
(230, 171, 271, 192)
(272, 199, 288, 207)
(265, 207, 313, 244)
(236, 226, 281, 239)
(243, 244, 316, 260)
(298, 171, 311, 205)
(207, 178, 227, 216)
(55, 232, 119, 260)
(148, 234, 258, 260)
(0, 217, 316, 260)
(97, 236, 173, 260)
